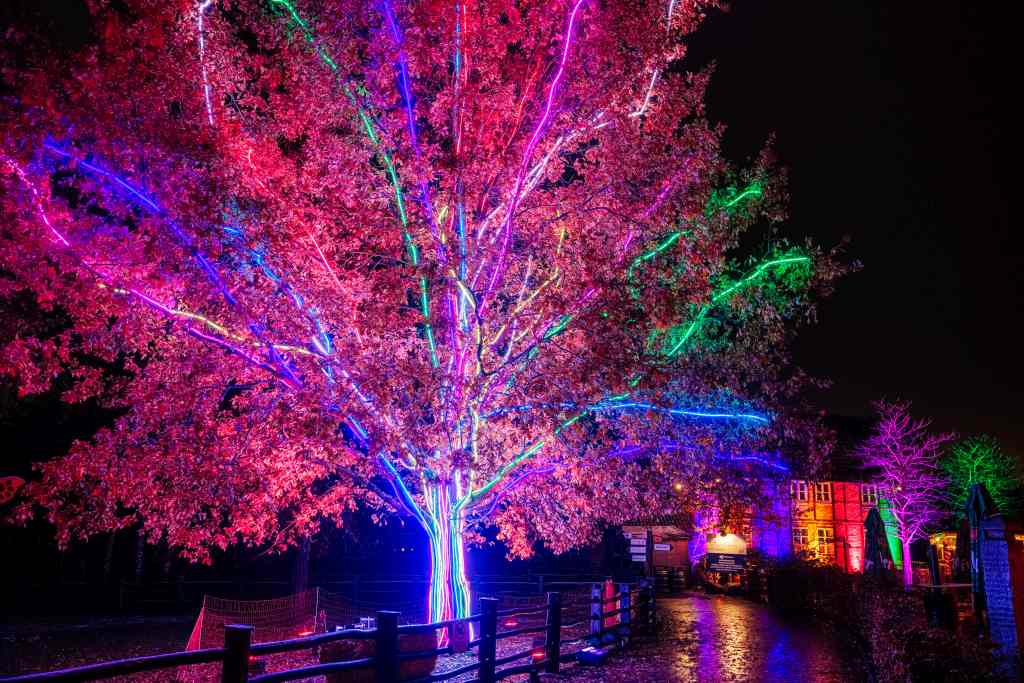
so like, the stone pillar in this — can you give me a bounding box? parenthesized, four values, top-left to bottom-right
(969, 482, 1024, 679)
(980, 515, 1018, 677)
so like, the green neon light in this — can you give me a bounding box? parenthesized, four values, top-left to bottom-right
(628, 230, 683, 276)
(471, 439, 547, 501)
(554, 413, 582, 434)
(543, 314, 573, 340)
(705, 179, 763, 217)
(420, 276, 439, 367)
(626, 182, 761, 299)
(268, 0, 433, 360)
(663, 254, 810, 357)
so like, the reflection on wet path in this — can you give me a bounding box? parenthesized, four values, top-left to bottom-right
(564, 593, 861, 682)
(670, 594, 852, 682)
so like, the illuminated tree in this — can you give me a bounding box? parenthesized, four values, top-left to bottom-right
(857, 401, 952, 586)
(943, 435, 1021, 519)
(0, 0, 842, 622)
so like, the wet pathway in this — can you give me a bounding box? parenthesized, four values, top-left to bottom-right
(561, 593, 863, 683)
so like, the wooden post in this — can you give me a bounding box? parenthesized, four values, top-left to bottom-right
(478, 597, 499, 683)
(645, 579, 656, 629)
(589, 582, 603, 636)
(637, 580, 650, 633)
(221, 624, 252, 683)
(544, 592, 562, 674)
(375, 611, 400, 683)
(645, 528, 655, 577)
(618, 582, 631, 643)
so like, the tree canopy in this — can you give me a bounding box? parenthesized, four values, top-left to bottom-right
(1, 0, 842, 572)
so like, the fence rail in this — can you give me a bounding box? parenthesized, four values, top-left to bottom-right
(2, 580, 655, 683)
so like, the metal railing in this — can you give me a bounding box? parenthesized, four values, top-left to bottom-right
(1, 579, 655, 683)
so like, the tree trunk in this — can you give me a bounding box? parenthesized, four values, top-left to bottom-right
(134, 531, 145, 584)
(901, 538, 914, 587)
(293, 536, 311, 595)
(421, 482, 472, 624)
(103, 532, 116, 585)
(161, 545, 173, 580)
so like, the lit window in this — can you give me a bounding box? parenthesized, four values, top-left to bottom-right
(817, 527, 834, 549)
(815, 482, 832, 503)
(861, 484, 879, 506)
(793, 528, 809, 546)
(790, 480, 809, 502)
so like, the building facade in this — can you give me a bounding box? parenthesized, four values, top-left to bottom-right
(690, 478, 898, 574)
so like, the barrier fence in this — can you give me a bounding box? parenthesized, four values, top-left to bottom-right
(0, 580, 655, 683)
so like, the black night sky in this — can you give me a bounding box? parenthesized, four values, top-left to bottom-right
(687, 2, 1018, 453)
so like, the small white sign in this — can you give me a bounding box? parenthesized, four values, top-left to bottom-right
(629, 537, 646, 546)
(654, 543, 671, 551)
(631, 553, 647, 562)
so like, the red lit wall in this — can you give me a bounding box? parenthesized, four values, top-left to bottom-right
(832, 482, 865, 572)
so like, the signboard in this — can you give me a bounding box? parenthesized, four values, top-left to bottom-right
(653, 543, 671, 551)
(706, 552, 746, 573)
(630, 537, 647, 546)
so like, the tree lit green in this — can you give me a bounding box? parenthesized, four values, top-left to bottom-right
(943, 435, 1022, 518)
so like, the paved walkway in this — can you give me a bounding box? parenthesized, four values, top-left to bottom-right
(556, 593, 863, 683)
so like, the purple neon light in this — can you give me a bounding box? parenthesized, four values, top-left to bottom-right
(481, 0, 587, 313)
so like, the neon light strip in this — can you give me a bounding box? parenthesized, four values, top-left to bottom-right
(197, 0, 216, 126)
(469, 390, 771, 505)
(42, 142, 304, 388)
(629, 69, 659, 118)
(589, 402, 770, 424)
(220, 218, 333, 359)
(2, 154, 70, 247)
(481, 0, 587, 312)
(482, 466, 556, 517)
(664, 255, 810, 357)
(483, 400, 768, 424)
(266, 0, 438, 368)
(706, 180, 763, 216)
(380, 0, 446, 260)
(2, 153, 308, 382)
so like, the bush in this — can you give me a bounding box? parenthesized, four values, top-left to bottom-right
(766, 558, 1001, 682)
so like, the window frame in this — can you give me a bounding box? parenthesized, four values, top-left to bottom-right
(790, 480, 809, 502)
(793, 527, 809, 547)
(815, 481, 832, 503)
(861, 484, 879, 506)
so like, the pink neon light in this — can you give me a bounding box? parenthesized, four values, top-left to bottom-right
(481, 0, 587, 313)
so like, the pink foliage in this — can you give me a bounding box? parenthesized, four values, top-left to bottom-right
(0, 0, 843, 564)
(857, 400, 953, 584)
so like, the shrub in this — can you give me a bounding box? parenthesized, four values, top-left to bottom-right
(766, 557, 1002, 682)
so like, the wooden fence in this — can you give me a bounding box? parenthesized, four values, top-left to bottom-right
(0, 580, 655, 683)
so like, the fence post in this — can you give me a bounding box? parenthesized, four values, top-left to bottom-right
(589, 582, 603, 637)
(618, 582, 631, 643)
(644, 579, 656, 630)
(478, 597, 499, 683)
(544, 592, 562, 674)
(375, 611, 399, 683)
(637, 580, 650, 633)
(221, 624, 252, 683)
